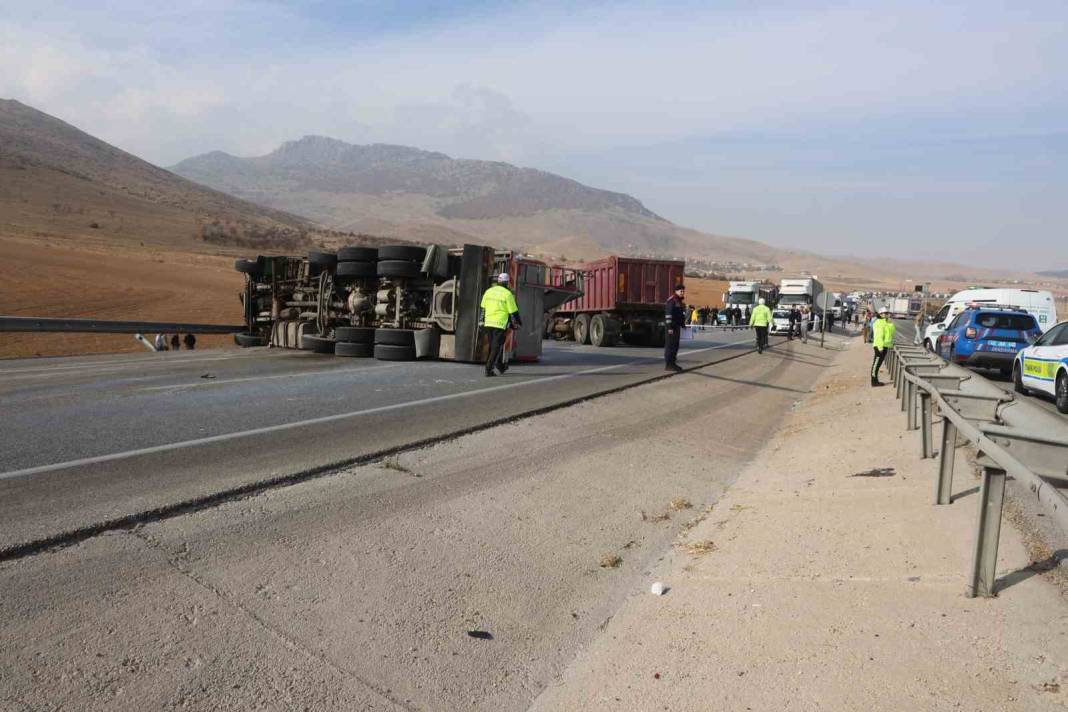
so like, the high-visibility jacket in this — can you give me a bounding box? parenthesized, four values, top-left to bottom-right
(480, 285, 519, 329)
(749, 304, 772, 327)
(872, 317, 896, 348)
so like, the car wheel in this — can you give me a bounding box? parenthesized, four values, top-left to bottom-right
(374, 344, 416, 361)
(308, 251, 338, 268)
(377, 260, 422, 278)
(377, 245, 426, 262)
(335, 342, 374, 357)
(374, 328, 416, 347)
(335, 326, 375, 344)
(336, 261, 377, 278)
(337, 246, 378, 262)
(573, 313, 591, 344)
(233, 332, 266, 347)
(1057, 372, 1068, 414)
(301, 334, 336, 354)
(1013, 362, 1029, 395)
(924, 339, 932, 351)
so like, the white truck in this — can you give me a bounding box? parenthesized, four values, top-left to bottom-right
(778, 277, 825, 314)
(723, 281, 778, 312)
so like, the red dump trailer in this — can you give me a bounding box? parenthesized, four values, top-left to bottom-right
(549, 256, 685, 346)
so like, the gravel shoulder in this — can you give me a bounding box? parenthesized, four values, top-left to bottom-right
(530, 332, 1068, 711)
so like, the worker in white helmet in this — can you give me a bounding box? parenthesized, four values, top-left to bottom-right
(479, 272, 521, 377)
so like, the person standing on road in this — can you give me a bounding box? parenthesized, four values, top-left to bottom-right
(788, 306, 801, 340)
(870, 306, 896, 387)
(480, 272, 521, 377)
(750, 298, 773, 353)
(664, 283, 686, 372)
(183, 332, 196, 350)
(154, 333, 167, 352)
(170, 333, 181, 350)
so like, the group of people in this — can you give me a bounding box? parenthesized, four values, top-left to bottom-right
(683, 305, 750, 326)
(153, 332, 196, 352)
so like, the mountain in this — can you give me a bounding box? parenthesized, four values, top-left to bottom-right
(171, 135, 778, 261)
(1037, 269, 1068, 278)
(0, 98, 332, 252)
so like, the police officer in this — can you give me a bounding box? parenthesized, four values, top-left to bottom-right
(870, 306, 896, 386)
(664, 283, 686, 372)
(749, 297, 773, 353)
(480, 272, 521, 377)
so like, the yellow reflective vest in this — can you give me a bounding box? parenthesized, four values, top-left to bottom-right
(749, 304, 772, 327)
(872, 317, 896, 348)
(480, 285, 519, 329)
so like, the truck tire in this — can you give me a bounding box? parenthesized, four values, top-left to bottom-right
(338, 246, 378, 262)
(335, 342, 374, 357)
(234, 259, 261, 276)
(233, 332, 266, 347)
(574, 313, 591, 345)
(374, 328, 416, 347)
(336, 261, 377, 278)
(374, 344, 416, 361)
(377, 245, 426, 262)
(336, 326, 375, 344)
(301, 334, 336, 354)
(308, 251, 338, 268)
(377, 260, 422, 278)
(590, 314, 619, 347)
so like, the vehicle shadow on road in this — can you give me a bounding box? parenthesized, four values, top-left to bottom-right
(994, 548, 1068, 594)
(683, 371, 812, 395)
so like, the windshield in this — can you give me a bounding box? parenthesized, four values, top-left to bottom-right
(727, 292, 755, 305)
(778, 294, 811, 306)
(773, 310, 790, 319)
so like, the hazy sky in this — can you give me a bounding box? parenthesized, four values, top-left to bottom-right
(2, 0, 1066, 271)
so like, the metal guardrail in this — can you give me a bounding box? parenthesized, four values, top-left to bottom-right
(887, 341, 1068, 597)
(0, 316, 246, 335)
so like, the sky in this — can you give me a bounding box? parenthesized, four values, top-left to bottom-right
(2, 0, 1066, 271)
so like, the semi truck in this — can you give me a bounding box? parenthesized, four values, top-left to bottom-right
(233, 243, 583, 363)
(548, 256, 685, 347)
(778, 277, 826, 313)
(723, 281, 779, 312)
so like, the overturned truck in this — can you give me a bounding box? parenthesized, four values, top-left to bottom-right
(233, 244, 582, 362)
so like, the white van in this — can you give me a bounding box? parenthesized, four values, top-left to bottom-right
(922, 288, 1058, 349)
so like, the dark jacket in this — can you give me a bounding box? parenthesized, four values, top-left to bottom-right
(665, 294, 686, 331)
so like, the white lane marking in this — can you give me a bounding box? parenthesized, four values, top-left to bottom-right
(0, 343, 739, 481)
(0, 351, 262, 379)
(139, 361, 413, 392)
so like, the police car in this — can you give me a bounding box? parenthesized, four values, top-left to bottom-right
(1012, 319, 1068, 413)
(769, 309, 791, 334)
(936, 306, 1040, 375)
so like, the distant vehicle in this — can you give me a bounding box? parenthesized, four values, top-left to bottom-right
(723, 281, 778, 312)
(923, 288, 1058, 349)
(1012, 320, 1068, 413)
(830, 293, 844, 318)
(778, 277, 825, 314)
(769, 309, 791, 334)
(936, 307, 1041, 376)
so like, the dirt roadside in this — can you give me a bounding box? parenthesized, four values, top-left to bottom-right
(530, 334, 1068, 711)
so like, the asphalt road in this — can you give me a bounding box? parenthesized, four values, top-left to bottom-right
(0, 329, 763, 552)
(894, 319, 1066, 417)
(0, 330, 845, 711)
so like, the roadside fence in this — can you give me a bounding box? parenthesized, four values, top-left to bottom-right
(887, 341, 1068, 597)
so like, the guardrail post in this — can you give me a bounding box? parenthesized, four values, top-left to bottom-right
(936, 420, 957, 504)
(920, 390, 933, 458)
(906, 381, 917, 430)
(968, 464, 1007, 598)
(888, 351, 896, 380)
(899, 370, 907, 410)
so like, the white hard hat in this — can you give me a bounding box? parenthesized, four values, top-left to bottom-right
(878, 305, 890, 313)
(758, 298, 766, 305)
(497, 272, 510, 284)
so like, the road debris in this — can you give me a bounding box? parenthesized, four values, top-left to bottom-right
(850, 467, 896, 478)
(650, 582, 666, 596)
(683, 540, 718, 555)
(466, 630, 493, 640)
(599, 553, 623, 568)
(668, 497, 693, 511)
